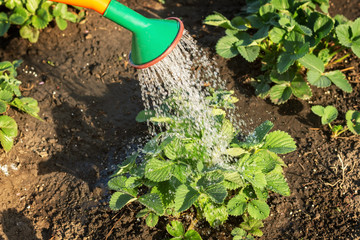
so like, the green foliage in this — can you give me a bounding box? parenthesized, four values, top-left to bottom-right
(0, 0, 85, 42)
(0, 60, 41, 151)
(166, 221, 202, 240)
(205, 0, 360, 104)
(108, 90, 296, 237)
(311, 105, 360, 137)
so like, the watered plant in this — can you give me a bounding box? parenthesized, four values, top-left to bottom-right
(0, 60, 41, 151)
(166, 221, 202, 240)
(0, 0, 85, 43)
(204, 0, 360, 104)
(108, 89, 296, 238)
(311, 105, 360, 138)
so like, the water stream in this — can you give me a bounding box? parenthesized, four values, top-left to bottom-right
(138, 31, 242, 166)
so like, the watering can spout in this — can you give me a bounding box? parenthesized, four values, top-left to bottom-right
(50, 0, 184, 69)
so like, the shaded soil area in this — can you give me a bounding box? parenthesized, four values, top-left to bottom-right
(0, 0, 359, 239)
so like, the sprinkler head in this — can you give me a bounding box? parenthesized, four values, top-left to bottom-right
(129, 17, 184, 69)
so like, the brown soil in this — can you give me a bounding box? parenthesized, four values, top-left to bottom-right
(0, 0, 359, 239)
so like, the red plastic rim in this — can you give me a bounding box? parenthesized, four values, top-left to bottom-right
(129, 17, 184, 69)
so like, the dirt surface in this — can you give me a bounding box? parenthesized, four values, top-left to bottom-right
(0, 0, 359, 239)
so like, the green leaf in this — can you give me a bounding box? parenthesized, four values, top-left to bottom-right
(231, 228, 247, 238)
(0, 115, 18, 152)
(32, 9, 50, 30)
(290, 75, 312, 100)
(243, 168, 267, 189)
(55, 16, 67, 31)
(312, 105, 338, 125)
(136, 208, 149, 218)
(204, 12, 232, 29)
(226, 147, 246, 156)
(263, 130, 296, 154)
(145, 212, 159, 228)
(0, 90, 13, 102)
(203, 184, 227, 204)
(324, 71, 352, 93)
(136, 110, 155, 122)
(345, 110, 360, 134)
(109, 192, 136, 211)
(108, 176, 137, 197)
(53, 3, 67, 17)
(145, 158, 174, 182)
(9, 12, 27, 25)
(307, 13, 334, 47)
(19, 25, 39, 43)
(336, 23, 352, 47)
(277, 53, 296, 74)
(26, 0, 39, 13)
(269, 84, 292, 105)
(298, 54, 325, 73)
(0, 101, 7, 113)
(138, 193, 164, 215)
(307, 70, 331, 88)
(11, 97, 41, 120)
(184, 230, 202, 240)
(167, 221, 185, 237)
(63, 12, 78, 23)
(247, 200, 270, 220)
(269, 27, 286, 43)
(311, 105, 325, 116)
(203, 202, 228, 227)
(266, 166, 290, 196)
(271, 0, 290, 10)
(0, 12, 10, 36)
(216, 35, 239, 58)
(231, 16, 248, 31)
(252, 120, 274, 143)
(223, 171, 244, 188)
(237, 45, 260, 62)
(227, 193, 247, 216)
(175, 184, 200, 212)
(5, 0, 21, 10)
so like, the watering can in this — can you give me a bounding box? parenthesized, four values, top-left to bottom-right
(50, 0, 184, 69)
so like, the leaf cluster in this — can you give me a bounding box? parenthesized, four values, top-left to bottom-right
(0, 0, 85, 42)
(204, 0, 360, 104)
(311, 105, 360, 137)
(108, 90, 296, 238)
(166, 221, 202, 240)
(0, 60, 41, 151)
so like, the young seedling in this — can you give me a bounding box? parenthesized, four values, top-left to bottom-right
(311, 105, 360, 138)
(204, 0, 360, 104)
(0, 60, 42, 151)
(166, 221, 202, 240)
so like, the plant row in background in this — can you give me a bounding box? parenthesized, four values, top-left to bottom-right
(0, 60, 41, 151)
(205, 0, 360, 105)
(108, 90, 296, 239)
(0, 0, 85, 42)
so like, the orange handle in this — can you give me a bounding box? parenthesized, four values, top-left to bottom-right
(50, 0, 111, 14)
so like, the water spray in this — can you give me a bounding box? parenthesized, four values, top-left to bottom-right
(50, 0, 184, 69)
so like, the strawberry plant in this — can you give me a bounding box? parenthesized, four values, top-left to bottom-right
(311, 105, 360, 138)
(204, 0, 360, 104)
(0, 0, 85, 43)
(166, 221, 202, 240)
(108, 89, 296, 238)
(0, 60, 41, 151)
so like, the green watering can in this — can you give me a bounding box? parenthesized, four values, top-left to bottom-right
(50, 0, 184, 69)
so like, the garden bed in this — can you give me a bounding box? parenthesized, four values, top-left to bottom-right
(0, 0, 359, 239)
